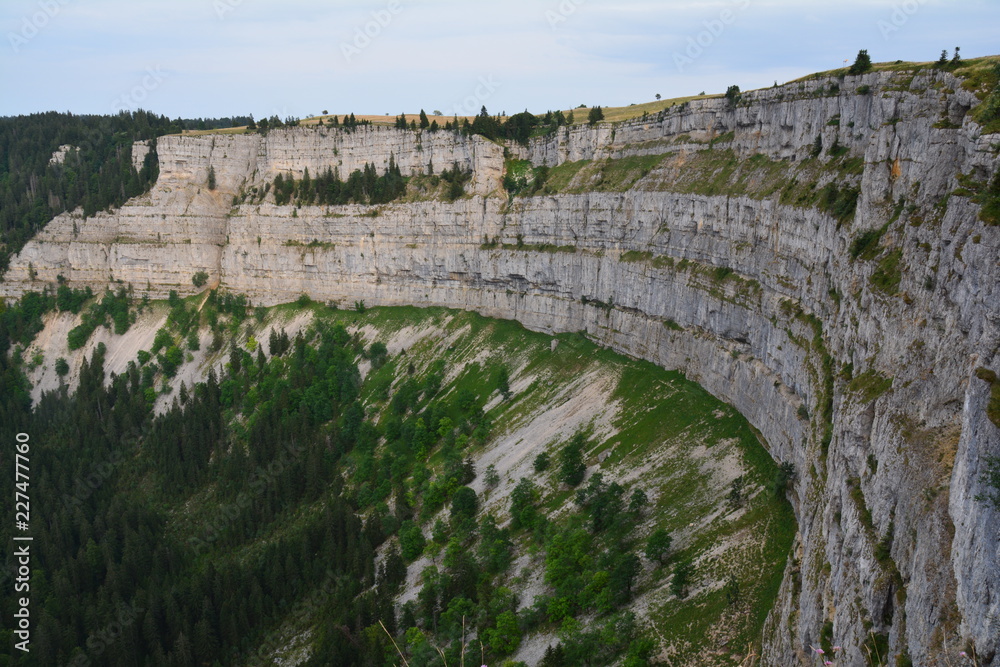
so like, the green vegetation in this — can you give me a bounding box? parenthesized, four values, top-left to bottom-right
(542, 159, 591, 191)
(849, 49, 873, 75)
(66, 286, 132, 350)
(558, 432, 588, 486)
(537, 154, 668, 194)
(975, 367, 1000, 429)
(0, 290, 795, 665)
(192, 270, 209, 287)
(870, 248, 904, 294)
(848, 369, 894, 404)
(725, 85, 742, 107)
(975, 171, 1000, 225)
(503, 158, 550, 196)
(267, 158, 406, 206)
(0, 111, 259, 273)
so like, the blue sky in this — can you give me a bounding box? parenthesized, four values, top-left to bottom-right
(0, 0, 996, 119)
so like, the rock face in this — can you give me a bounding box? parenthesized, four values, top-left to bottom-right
(3, 68, 999, 665)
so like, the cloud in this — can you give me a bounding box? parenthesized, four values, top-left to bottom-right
(0, 0, 996, 118)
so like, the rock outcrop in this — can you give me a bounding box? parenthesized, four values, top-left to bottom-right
(3, 67, 999, 665)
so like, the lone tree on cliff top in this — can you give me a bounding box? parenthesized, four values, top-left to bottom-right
(848, 49, 873, 75)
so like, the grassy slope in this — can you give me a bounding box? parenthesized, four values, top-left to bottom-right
(216, 303, 796, 665)
(50, 297, 789, 663)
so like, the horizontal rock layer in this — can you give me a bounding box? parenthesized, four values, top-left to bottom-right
(3, 68, 999, 666)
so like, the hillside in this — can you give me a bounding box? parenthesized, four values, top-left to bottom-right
(2, 56, 1000, 665)
(0, 296, 792, 665)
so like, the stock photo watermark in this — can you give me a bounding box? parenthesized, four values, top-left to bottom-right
(61, 449, 125, 510)
(546, 0, 586, 30)
(672, 0, 751, 72)
(7, 0, 72, 53)
(214, 0, 243, 20)
(341, 0, 403, 63)
(111, 66, 168, 112)
(64, 600, 144, 667)
(877, 0, 931, 40)
(450, 76, 501, 117)
(187, 441, 305, 554)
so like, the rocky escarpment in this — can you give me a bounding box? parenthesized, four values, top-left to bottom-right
(3, 67, 1000, 665)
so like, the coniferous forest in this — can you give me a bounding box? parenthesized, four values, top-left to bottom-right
(0, 288, 794, 666)
(0, 112, 256, 273)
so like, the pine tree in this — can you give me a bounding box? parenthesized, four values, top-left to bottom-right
(419, 109, 430, 129)
(848, 49, 873, 75)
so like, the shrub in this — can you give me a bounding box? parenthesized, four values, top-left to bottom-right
(645, 528, 672, 565)
(848, 49, 873, 75)
(398, 521, 425, 561)
(54, 357, 69, 377)
(450, 486, 479, 528)
(509, 477, 539, 531)
(192, 271, 209, 288)
(558, 433, 587, 487)
(152, 328, 172, 354)
(725, 84, 741, 107)
(670, 558, 693, 598)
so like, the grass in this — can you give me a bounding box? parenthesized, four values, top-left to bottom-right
(870, 248, 904, 294)
(550, 154, 669, 193)
(543, 159, 591, 192)
(605, 361, 795, 660)
(561, 94, 718, 124)
(975, 367, 1000, 428)
(847, 369, 894, 404)
(302, 304, 795, 665)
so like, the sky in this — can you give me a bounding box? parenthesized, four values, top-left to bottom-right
(0, 0, 996, 120)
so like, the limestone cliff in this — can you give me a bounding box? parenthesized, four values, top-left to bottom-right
(3, 67, 999, 665)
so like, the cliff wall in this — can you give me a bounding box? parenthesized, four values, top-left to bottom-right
(3, 67, 998, 665)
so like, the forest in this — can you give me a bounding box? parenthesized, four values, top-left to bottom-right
(0, 112, 259, 274)
(0, 288, 793, 666)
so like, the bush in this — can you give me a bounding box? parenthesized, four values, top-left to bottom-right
(558, 434, 587, 487)
(152, 328, 173, 354)
(398, 521, 426, 561)
(509, 477, 539, 531)
(533, 451, 551, 473)
(192, 271, 209, 288)
(644, 528, 672, 565)
(725, 84, 741, 107)
(54, 357, 69, 377)
(670, 558, 693, 598)
(158, 345, 184, 378)
(450, 486, 479, 528)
